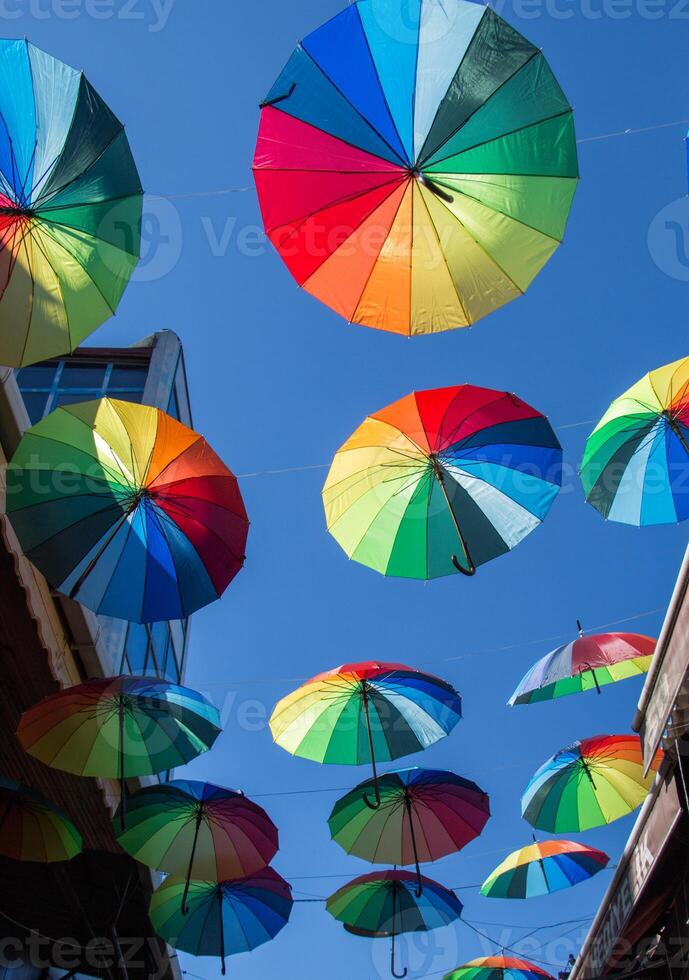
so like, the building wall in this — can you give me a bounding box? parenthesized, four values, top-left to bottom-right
(15, 330, 193, 684)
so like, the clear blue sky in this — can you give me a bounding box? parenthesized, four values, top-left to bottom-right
(11, 1, 689, 977)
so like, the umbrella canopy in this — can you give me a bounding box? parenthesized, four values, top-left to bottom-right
(0, 39, 142, 367)
(270, 662, 462, 808)
(580, 355, 689, 525)
(6, 397, 249, 622)
(329, 768, 489, 894)
(480, 839, 609, 899)
(17, 677, 221, 829)
(115, 780, 278, 913)
(253, 0, 577, 337)
(0, 777, 82, 863)
(150, 868, 292, 975)
(521, 735, 663, 832)
(327, 870, 463, 978)
(509, 631, 655, 705)
(322, 385, 562, 579)
(444, 956, 554, 980)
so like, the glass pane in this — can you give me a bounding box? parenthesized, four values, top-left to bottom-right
(124, 623, 149, 673)
(21, 391, 49, 423)
(109, 391, 143, 404)
(109, 364, 148, 389)
(150, 621, 169, 660)
(53, 392, 93, 410)
(170, 619, 186, 658)
(16, 362, 59, 389)
(168, 387, 180, 420)
(60, 362, 106, 389)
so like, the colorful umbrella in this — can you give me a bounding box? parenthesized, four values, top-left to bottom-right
(115, 780, 278, 913)
(327, 870, 463, 978)
(323, 385, 562, 578)
(253, 0, 578, 337)
(580, 355, 689, 525)
(6, 398, 249, 622)
(480, 839, 609, 899)
(150, 868, 292, 975)
(17, 677, 221, 829)
(329, 768, 489, 894)
(270, 662, 462, 809)
(443, 956, 555, 980)
(0, 39, 142, 367)
(508, 628, 655, 705)
(0, 777, 82, 863)
(521, 735, 663, 832)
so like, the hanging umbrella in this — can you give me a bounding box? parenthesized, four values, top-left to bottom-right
(115, 780, 278, 914)
(17, 677, 221, 830)
(270, 662, 462, 809)
(150, 868, 292, 975)
(6, 397, 249, 622)
(580, 355, 689, 525)
(329, 768, 489, 895)
(323, 385, 562, 578)
(508, 628, 655, 705)
(0, 39, 142, 367)
(327, 870, 463, 978)
(480, 838, 609, 899)
(0, 777, 82, 862)
(253, 0, 577, 337)
(521, 735, 663, 832)
(444, 956, 555, 980)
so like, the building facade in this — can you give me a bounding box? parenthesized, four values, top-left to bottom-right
(0, 331, 191, 980)
(570, 546, 689, 980)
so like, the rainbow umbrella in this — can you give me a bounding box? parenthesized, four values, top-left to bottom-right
(327, 871, 463, 978)
(6, 398, 249, 622)
(115, 780, 278, 914)
(0, 777, 82, 863)
(323, 385, 562, 578)
(270, 662, 462, 809)
(521, 735, 663, 833)
(17, 677, 221, 830)
(329, 768, 490, 895)
(480, 839, 609, 899)
(253, 0, 578, 337)
(444, 956, 554, 980)
(0, 39, 142, 367)
(580, 355, 689, 525)
(509, 629, 655, 705)
(150, 868, 292, 975)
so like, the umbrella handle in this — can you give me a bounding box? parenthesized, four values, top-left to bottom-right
(182, 809, 204, 915)
(415, 172, 454, 204)
(260, 82, 296, 108)
(391, 884, 407, 979)
(432, 462, 475, 577)
(405, 796, 423, 897)
(451, 554, 475, 576)
(581, 662, 602, 695)
(362, 690, 382, 810)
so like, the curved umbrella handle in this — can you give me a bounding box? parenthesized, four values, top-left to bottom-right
(581, 662, 602, 695)
(362, 689, 382, 810)
(391, 884, 408, 978)
(363, 777, 381, 811)
(391, 938, 408, 980)
(451, 554, 475, 576)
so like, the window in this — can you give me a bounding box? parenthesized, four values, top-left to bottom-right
(17, 358, 149, 424)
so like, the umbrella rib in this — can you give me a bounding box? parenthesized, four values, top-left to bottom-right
(299, 45, 408, 168)
(415, 185, 472, 324)
(37, 220, 119, 315)
(429, 173, 564, 243)
(33, 124, 128, 209)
